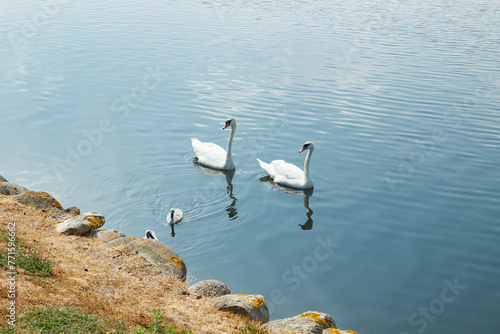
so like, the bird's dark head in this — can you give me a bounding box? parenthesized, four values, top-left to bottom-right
(145, 229, 157, 240)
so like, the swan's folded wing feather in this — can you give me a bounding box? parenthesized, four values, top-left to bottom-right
(174, 210, 183, 222)
(192, 138, 225, 156)
(257, 158, 277, 177)
(271, 160, 304, 180)
(192, 138, 227, 168)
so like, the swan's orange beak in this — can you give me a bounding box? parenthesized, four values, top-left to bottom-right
(299, 147, 307, 153)
(222, 123, 230, 130)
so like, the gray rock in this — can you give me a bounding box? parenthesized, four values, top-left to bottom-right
(210, 294, 269, 323)
(0, 175, 8, 182)
(96, 229, 126, 243)
(11, 190, 63, 210)
(104, 237, 187, 280)
(262, 311, 336, 334)
(188, 279, 231, 297)
(322, 329, 357, 334)
(0, 182, 27, 196)
(51, 206, 81, 222)
(56, 212, 105, 236)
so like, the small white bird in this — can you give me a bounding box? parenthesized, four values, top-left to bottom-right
(257, 141, 315, 189)
(167, 208, 183, 225)
(145, 229, 157, 240)
(191, 117, 237, 170)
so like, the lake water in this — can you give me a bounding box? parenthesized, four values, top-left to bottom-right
(2, 0, 500, 332)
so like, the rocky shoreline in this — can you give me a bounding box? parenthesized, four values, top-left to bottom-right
(0, 176, 357, 334)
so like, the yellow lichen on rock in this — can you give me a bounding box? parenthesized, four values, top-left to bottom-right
(27, 190, 64, 210)
(299, 311, 333, 327)
(127, 237, 138, 240)
(237, 294, 266, 309)
(325, 329, 357, 334)
(86, 216, 105, 229)
(170, 256, 184, 266)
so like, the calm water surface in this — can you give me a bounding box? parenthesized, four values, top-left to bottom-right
(2, 0, 500, 332)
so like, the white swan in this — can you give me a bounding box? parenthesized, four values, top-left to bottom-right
(167, 208, 183, 225)
(145, 229, 157, 240)
(257, 141, 315, 189)
(191, 117, 236, 170)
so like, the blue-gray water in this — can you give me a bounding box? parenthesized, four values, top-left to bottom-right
(2, 0, 500, 332)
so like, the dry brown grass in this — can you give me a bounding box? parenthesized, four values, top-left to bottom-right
(0, 194, 267, 333)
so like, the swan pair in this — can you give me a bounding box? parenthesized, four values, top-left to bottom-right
(192, 117, 315, 189)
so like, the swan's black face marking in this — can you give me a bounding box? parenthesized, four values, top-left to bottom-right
(299, 143, 310, 153)
(146, 231, 155, 239)
(170, 210, 175, 220)
(222, 120, 231, 130)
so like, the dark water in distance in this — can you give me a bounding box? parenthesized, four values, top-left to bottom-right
(2, 0, 500, 332)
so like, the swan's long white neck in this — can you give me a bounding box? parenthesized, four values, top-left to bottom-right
(303, 146, 314, 181)
(226, 123, 236, 159)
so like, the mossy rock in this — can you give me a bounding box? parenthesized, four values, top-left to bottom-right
(11, 190, 63, 210)
(263, 311, 336, 334)
(0, 175, 8, 182)
(56, 212, 105, 236)
(104, 237, 187, 280)
(95, 229, 126, 243)
(210, 294, 269, 323)
(188, 279, 231, 297)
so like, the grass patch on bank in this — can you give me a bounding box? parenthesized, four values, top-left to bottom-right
(18, 307, 128, 334)
(135, 309, 193, 334)
(0, 229, 54, 277)
(7, 307, 196, 334)
(0, 228, 24, 246)
(237, 325, 269, 334)
(17, 240, 54, 276)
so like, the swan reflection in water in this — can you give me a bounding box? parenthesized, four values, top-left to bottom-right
(193, 158, 238, 221)
(259, 176, 314, 230)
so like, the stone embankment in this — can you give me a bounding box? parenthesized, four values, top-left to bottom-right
(0, 175, 357, 334)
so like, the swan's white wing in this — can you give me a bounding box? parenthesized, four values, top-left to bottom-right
(174, 209, 183, 222)
(270, 160, 308, 188)
(271, 160, 304, 182)
(257, 158, 277, 178)
(192, 138, 227, 169)
(258, 157, 307, 188)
